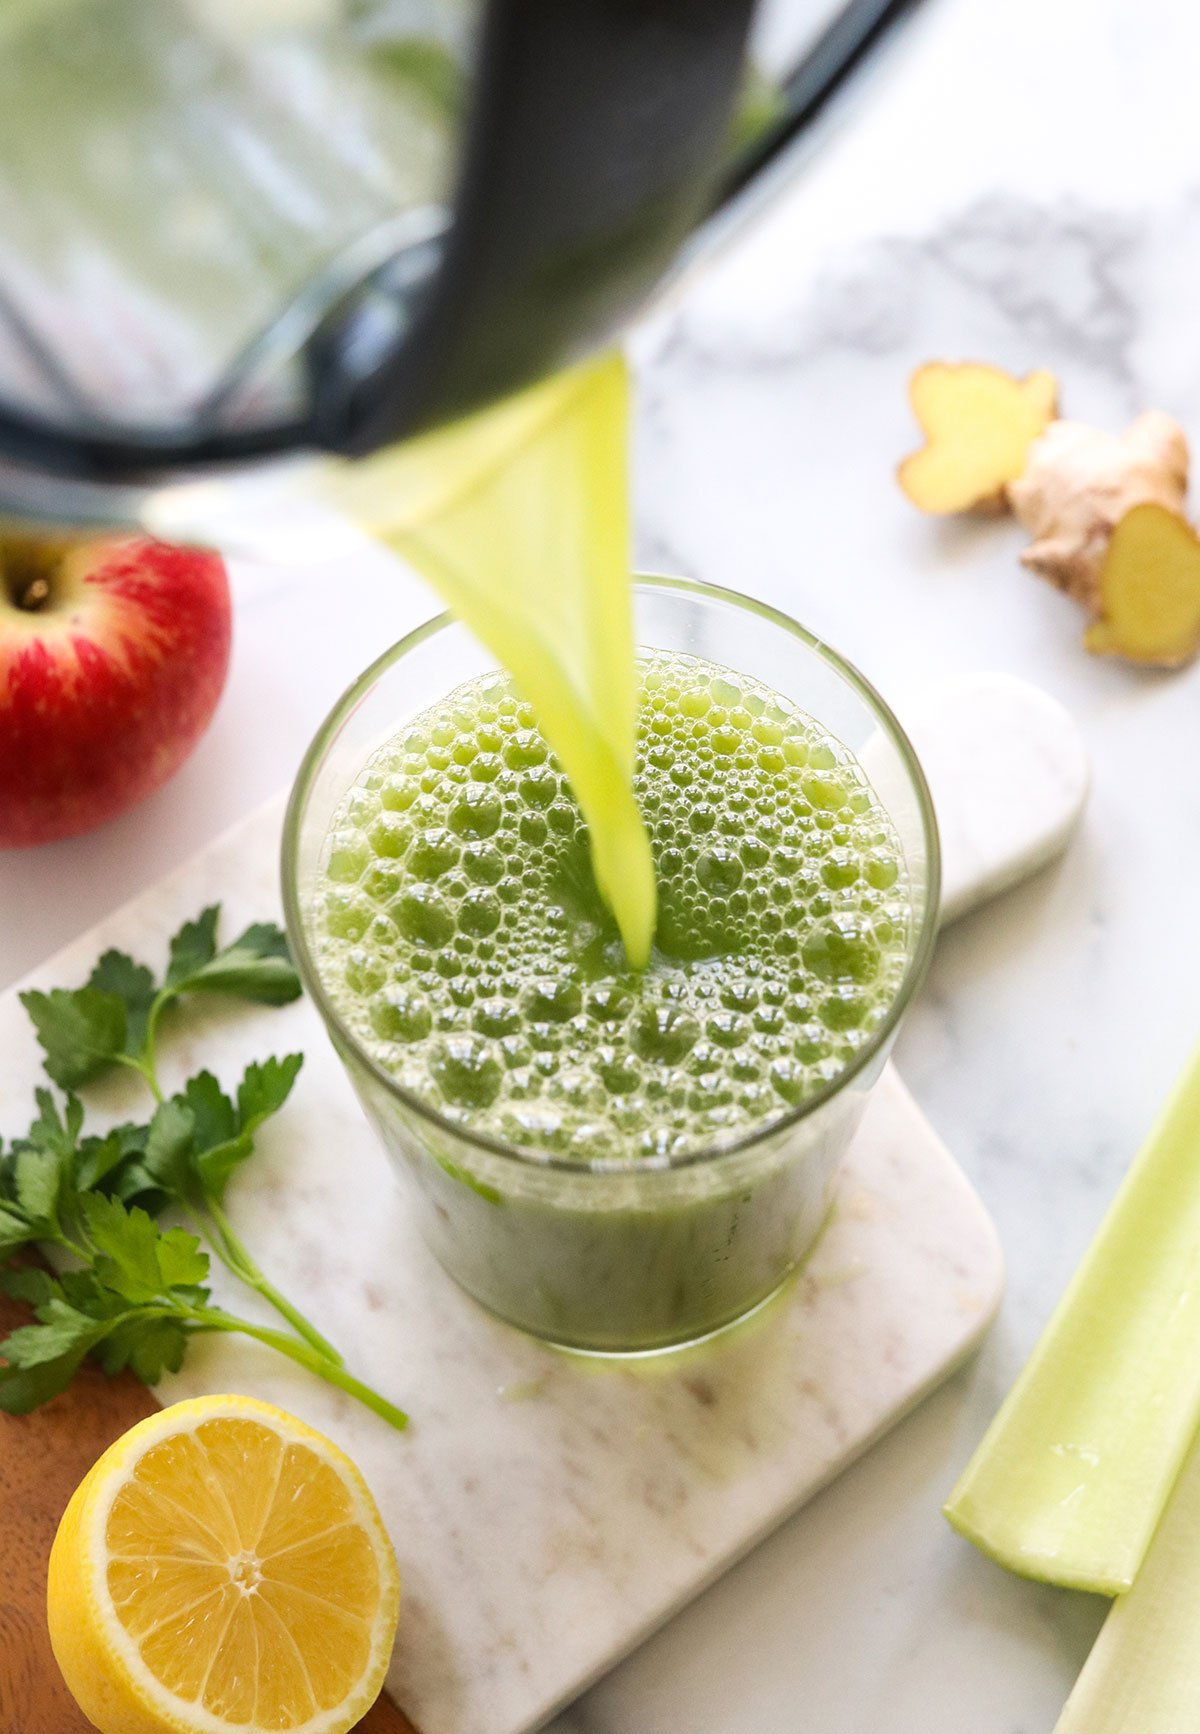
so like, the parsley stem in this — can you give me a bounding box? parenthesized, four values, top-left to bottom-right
(118, 1015, 342, 1368)
(140, 990, 177, 1099)
(54, 1232, 93, 1264)
(113, 1052, 163, 1103)
(203, 1197, 345, 1367)
(192, 1306, 408, 1431)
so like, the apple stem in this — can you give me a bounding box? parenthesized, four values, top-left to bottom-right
(16, 575, 50, 611)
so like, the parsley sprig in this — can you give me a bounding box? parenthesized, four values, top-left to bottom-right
(1, 907, 406, 1430)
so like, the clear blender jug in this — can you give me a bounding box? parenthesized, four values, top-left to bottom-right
(0, 0, 908, 526)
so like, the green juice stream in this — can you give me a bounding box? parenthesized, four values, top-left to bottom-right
(322, 352, 656, 965)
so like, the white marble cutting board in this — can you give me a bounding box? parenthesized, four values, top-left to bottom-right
(0, 674, 1085, 1734)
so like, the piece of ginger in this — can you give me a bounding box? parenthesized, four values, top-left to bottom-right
(1009, 411, 1189, 610)
(1086, 502, 1200, 668)
(898, 362, 1059, 514)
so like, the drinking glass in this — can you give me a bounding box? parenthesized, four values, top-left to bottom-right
(283, 576, 940, 1353)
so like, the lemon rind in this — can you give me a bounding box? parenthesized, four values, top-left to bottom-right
(74, 1394, 400, 1734)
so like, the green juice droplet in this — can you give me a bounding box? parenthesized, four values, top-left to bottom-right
(323, 354, 657, 968)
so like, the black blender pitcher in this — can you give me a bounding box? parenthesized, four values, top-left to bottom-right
(0, 0, 909, 526)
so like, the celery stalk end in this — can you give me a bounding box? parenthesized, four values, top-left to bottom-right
(944, 1038, 1200, 1594)
(943, 1495, 1134, 1597)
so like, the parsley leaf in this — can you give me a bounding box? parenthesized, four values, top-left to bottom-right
(0, 1356, 83, 1411)
(171, 917, 302, 1006)
(140, 1097, 196, 1200)
(134, 1057, 303, 1209)
(56, 1269, 128, 1316)
(0, 1208, 34, 1257)
(23, 1088, 85, 1161)
(165, 907, 221, 987)
(75, 1125, 138, 1193)
(0, 1090, 151, 1256)
(201, 1055, 303, 1200)
(4, 1298, 107, 1365)
(237, 1054, 305, 1131)
(156, 1227, 210, 1292)
(196, 1134, 255, 1203)
(0, 1295, 111, 1414)
(0, 1339, 98, 1413)
(82, 1195, 207, 1305)
(13, 1149, 61, 1232)
(18, 986, 128, 1088)
(89, 950, 157, 1057)
(182, 1071, 237, 1151)
(96, 1314, 190, 1384)
(0, 1091, 78, 1243)
(0, 1266, 62, 1308)
(2, 905, 407, 1428)
(21, 908, 300, 1098)
(82, 1195, 172, 1304)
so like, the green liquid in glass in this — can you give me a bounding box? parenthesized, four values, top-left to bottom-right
(314, 653, 912, 1165)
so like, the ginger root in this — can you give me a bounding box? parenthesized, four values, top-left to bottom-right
(898, 361, 1058, 514)
(1087, 502, 1200, 668)
(898, 360, 1200, 667)
(1008, 412, 1189, 609)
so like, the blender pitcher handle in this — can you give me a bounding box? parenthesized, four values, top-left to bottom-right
(307, 0, 758, 457)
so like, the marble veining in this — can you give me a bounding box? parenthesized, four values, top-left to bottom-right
(641, 192, 1145, 400)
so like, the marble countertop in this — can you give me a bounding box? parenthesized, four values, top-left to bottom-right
(3, 0, 1199, 1725)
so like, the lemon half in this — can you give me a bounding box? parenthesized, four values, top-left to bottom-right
(48, 1394, 400, 1734)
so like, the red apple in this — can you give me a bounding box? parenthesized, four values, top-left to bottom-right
(0, 534, 231, 847)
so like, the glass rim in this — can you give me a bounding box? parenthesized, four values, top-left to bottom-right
(281, 573, 942, 1177)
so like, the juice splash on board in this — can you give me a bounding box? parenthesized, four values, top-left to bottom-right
(322, 355, 656, 968)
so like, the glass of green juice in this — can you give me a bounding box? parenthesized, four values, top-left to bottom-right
(283, 577, 940, 1354)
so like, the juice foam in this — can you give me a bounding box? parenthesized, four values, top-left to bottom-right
(313, 654, 912, 1162)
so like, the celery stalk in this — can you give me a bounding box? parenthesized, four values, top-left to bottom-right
(945, 1039, 1200, 1594)
(1056, 1422, 1200, 1729)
